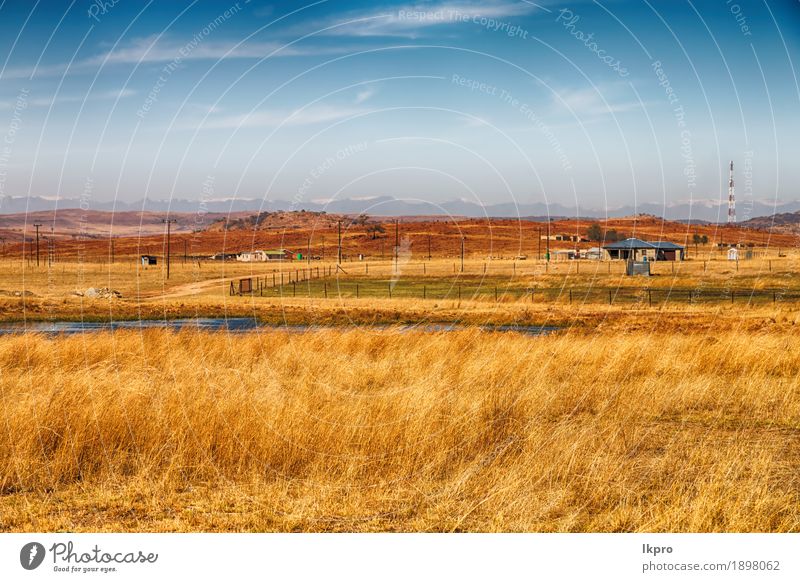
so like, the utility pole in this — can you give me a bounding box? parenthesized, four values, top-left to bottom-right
(546, 220, 551, 262)
(33, 223, 42, 266)
(337, 221, 342, 265)
(394, 220, 399, 273)
(307, 236, 311, 264)
(460, 236, 465, 272)
(322, 236, 325, 261)
(161, 217, 177, 279)
(183, 239, 187, 263)
(428, 232, 432, 260)
(538, 227, 542, 260)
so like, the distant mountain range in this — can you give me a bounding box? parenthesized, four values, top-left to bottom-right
(2, 195, 799, 224)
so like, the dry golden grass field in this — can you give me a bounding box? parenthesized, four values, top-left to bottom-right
(0, 222, 799, 532)
(0, 327, 798, 532)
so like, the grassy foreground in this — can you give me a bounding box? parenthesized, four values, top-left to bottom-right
(1, 328, 798, 532)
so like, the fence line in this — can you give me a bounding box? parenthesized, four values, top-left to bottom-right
(233, 279, 800, 305)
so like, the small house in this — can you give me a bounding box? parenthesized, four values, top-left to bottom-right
(541, 233, 580, 242)
(582, 247, 603, 260)
(238, 250, 268, 262)
(603, 238, 685, 261)
(727, 247, 739, 261)
(140, 255, 157, 266)
(264, 249, 292, 261)
(211, 252, 240, 261)
(554, 249, 578, 261)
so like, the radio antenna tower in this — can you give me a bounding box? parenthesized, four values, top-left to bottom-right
(727, 160, 736, 223)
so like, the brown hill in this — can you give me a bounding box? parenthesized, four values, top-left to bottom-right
(7, 212, 797, 262)
(0, 209, 251, 241)
(740, 211, 800, 234)
(207, 210, 348, 232)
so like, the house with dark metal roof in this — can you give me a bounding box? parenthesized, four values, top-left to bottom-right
(603, 238, 685, 261)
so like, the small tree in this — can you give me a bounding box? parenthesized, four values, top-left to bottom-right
(605, 229, 621, 242)
(692, 233, 703, 245)
(701, 235, 709, 244)
(353, 213, 369, 226)
(366, 224, 386, 239)
(586, 223, 603, 242)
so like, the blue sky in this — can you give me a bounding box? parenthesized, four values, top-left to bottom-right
(0, 0, 798, 213)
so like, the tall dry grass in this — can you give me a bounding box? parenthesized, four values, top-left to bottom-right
(0, 328, 798, 532)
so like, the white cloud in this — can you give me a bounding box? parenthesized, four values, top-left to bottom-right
(304, 1, 539, 38)
(459, 114, 491, 127)
(195, 104, 367, 130)
(28, 88, 137, 107)
(554, 86, 643, 117)
(1, 36, 359, 80)
(87, 36, 301, 66)
(354, 87, 377, 104)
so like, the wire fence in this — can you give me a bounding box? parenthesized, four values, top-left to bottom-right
(232, 275, 800, 306)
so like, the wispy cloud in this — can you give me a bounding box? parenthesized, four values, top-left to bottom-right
(1, 35, 359, 80)
(87, 36, 306, 66)
(29, 88, 136, 107)
(554, 85, 643, 117)
(459, 114, 492, 128)
(193, 104, 367, 130)
(354, 87, 377, 104)
(300, 1, 539, 38)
